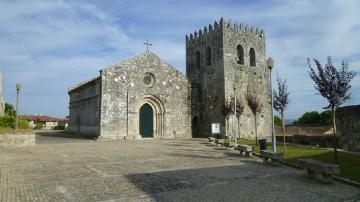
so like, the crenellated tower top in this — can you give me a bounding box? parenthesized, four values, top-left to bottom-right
(186, 17, 265, 43)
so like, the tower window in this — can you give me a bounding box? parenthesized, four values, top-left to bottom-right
(237, 45, 244, 65)
(250, 48, 256, 67)
(205, 47, 211, 65)
(195, 51, 201, 68)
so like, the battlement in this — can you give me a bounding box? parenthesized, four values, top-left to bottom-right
(186, 17, 265, 43)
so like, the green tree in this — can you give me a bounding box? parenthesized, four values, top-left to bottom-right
(274, 115, 282, 126)
(0, 116, 15, 128)
(320, 110, 332, 125)
(5, 103, 16, 117)
(294, 111, 321, 124)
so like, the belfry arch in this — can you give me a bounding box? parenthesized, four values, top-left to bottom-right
(134, 94, 165, 138)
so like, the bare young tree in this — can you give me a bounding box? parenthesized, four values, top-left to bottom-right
(245, 90, 263, 146)
(308, 57, 357, 163)
(273, 77, 290, 152)
(223, 99, 233, 138)
(235, 96, 245, 139)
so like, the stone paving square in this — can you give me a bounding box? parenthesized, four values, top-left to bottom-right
(0, 134, 359, 202)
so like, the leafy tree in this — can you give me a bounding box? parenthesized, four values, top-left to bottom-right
(245, 89, 263, 146)
(274, 115, 282, 126)
(294, 111, 321, 124)
(293, 110, 332, 125)
(35, 122, 44, 130)
(5, 103, 16, 117)
(308, 56, 357, 163)
(273, 77, 290, 152)
(320, 110, 332, 125)
(0, 116, 15, 128)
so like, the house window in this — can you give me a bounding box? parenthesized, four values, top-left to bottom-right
(250, 48, 256, 67)
(205, 47, 211, 65)
(237, 45, 244, 64)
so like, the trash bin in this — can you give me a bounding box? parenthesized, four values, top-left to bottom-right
(259, 139, 267, 150)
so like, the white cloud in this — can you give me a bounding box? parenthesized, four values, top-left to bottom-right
(1, 0, 359, 119)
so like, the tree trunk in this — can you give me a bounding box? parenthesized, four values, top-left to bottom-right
(332, 106, 338, 164)
(237, 118, 241, 140)
(226, 118, 229, 139)
(254, 114, 258, 146)
(281, 112, 286, 152)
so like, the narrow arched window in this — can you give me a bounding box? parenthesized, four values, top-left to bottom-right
(205, 47, 211, 65)
(195, 51, 200, 68)
(237, 45, 244, 65)
(250, 48, 256, 67)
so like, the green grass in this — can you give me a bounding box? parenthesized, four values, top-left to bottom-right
(236, 138, 360, 183)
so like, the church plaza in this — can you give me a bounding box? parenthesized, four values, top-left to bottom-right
(0, 133, 358, 202)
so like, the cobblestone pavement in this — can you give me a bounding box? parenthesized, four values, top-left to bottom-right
(0, 134, 359, 202)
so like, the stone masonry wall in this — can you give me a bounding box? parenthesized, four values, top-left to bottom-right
(0, 132, 35, 147)
(222, 20, 271, 140)
(100, 52, 191, 140)
(186, 20, 225, 137)
(186, 18, 271, 140)
(336, 105, 360, 152)
(68, 77, 101, 137)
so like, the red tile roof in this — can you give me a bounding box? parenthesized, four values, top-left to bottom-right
(18, 115, 67, 122)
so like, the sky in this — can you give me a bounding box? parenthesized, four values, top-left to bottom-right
(1, 0, 359, 119)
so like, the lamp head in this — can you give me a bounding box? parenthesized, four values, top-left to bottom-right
(267, 57, 274, 70)
(16, 83, 22, 91)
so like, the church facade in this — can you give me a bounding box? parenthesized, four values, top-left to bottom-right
(68, 52, 191, 139)
(68, 18, 272, 140)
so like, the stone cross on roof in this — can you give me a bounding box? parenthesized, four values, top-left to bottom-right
(144, 40, 152, 52)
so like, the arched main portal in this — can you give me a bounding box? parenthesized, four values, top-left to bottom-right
(135, 94, 165, 138)
(139, 103, 153, 138)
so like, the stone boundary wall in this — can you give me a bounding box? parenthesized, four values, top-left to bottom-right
(0, 132, 35, 147)
(336, 105, 360, 152)
(275, 125, 332, 136)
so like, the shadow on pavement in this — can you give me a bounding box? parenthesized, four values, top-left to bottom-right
(35, 131, 96, 144)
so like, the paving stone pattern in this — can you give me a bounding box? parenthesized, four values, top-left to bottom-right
(0, 134, 359, 202)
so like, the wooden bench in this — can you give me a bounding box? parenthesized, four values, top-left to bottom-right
(208, 137, 216, 143)
(260, 150, 283, 163)
(298, 159, 340, 183)
(215, 139, 224, 147)
(237, 145, 253, 157)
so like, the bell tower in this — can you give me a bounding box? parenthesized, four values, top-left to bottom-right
(186, 18, 272, 140)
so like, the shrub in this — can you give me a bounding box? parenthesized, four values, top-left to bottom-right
(18, 119, 29, 129)
(0, 116, 15, 128)
(53, 125, 65, 130)
(34, 122, 44, 130)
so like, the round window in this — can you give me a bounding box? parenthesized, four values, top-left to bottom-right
(143, 73, 155, 87)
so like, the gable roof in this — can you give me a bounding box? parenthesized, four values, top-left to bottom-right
(68, 51, 187, 93)
(101, 51, 185, 76)
(68, 76, 100, 93)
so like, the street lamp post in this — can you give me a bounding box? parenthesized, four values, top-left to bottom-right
(15, 83, 22, 130)
(118, 75, 133, 139)
(267, 57, 276, 152)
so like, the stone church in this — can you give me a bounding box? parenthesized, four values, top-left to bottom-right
(68, 18, 272, 140)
